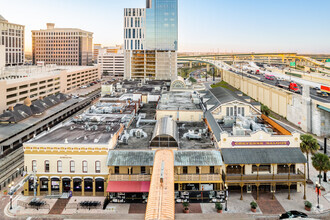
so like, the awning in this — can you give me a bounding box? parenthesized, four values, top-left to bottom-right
(106, 181, 150, 193)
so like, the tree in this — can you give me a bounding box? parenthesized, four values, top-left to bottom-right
(261, 104, 270, 116)
(300, 134, 319, 181)
(312, 153, 330, 185)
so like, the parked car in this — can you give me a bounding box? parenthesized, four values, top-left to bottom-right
(279, 210, 308, 219)
(80, 85, 87, 89)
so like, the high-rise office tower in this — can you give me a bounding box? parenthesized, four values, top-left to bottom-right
(124, 0, 178, 80)
(32, 23, 93, 66)
(0, 15, 25, 66)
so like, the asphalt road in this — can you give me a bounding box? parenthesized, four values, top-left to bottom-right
(229, 70, 330, 103)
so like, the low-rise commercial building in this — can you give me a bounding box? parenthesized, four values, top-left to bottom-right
(93, 44, 121, 62)
(98, 51, 124, 78)
(202, 87, 306, 200)
(23, 101, 138, 196)
(156, 91, 203, 121)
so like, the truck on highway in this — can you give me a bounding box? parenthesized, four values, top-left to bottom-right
(321, 85, 330, 94)
(275, 80, 301, 93)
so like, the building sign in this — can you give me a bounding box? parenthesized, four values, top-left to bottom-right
(231, 141, 290, 146)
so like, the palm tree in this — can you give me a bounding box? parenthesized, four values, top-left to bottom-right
(312, 153, 330, 185)
(300, 134, 319, 181)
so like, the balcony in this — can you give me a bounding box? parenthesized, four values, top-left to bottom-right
(109, 174, 151, 181)
(175, 174, 222, 182)
(226, 170, 305, 184)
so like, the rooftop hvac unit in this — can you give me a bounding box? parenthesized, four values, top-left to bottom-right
(224, 116, 235, 126)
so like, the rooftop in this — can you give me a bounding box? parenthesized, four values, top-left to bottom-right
(102, 80, 169, 98)
(177, 122, 214, 150)
(107, 150, 224, 167)
(157, 91, 202, 111)
(0, 65, 97, 83)
(221, 148, 307, 165)
(0, 95, 78, 143)
(28, 122, 120, 145)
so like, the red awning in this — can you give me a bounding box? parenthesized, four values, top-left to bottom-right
(106, 181, 150, 193)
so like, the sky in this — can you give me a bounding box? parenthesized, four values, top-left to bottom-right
(1, 0, 330, 54)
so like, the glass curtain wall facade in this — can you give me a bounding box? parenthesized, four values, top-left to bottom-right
(145, 0, 178, 51)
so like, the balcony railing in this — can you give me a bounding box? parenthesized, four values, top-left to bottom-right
(109, 174, 151, 181)
(226, 170, 305, 183)
(175, 174, 221, 182)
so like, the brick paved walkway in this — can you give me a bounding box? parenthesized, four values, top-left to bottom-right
(175, 203, 202, 213)
(48, 198, 70, 215)
(253, 192, 285, 214)
(129, 203, 146, 214)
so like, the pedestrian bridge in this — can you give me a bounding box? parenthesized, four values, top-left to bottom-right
(145, 150, 175, 220)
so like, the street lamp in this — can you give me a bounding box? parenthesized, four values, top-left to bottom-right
(224, 184, 228, 211)
(315, 182, 321, 209)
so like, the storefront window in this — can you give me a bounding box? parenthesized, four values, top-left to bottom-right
(73, 178, 82, 191)
(51, 178, 60, 191)
(40, 178, 48, 191)
(84, 178, 93, 192)
(95, 178, 104, 192)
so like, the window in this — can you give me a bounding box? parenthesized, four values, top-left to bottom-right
(210, 166, 215, 174)
(95, 161, 101, 173)
(114, 166, 119, 174)
(196, 166, 200, 174)
(252, 165, 271, 173)
(57, 160, 62, 173)
(45, 160, 49, 173)
(141, 166, 146, 174)
(32, 160, 37, 172)
(183, 166, 188, 174)
(82, 161, 88, 173)
(70, 160, 75, 173)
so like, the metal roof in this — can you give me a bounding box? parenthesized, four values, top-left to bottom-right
(150, 116, 179, 147)
(107, 150, 155, 166)
(205, 110, 222, 142)
(174, 150, 223, 166)
(221, 148, 307, 165)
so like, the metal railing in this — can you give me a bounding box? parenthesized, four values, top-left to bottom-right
(175, 174, 221, 182)
(109, 174, 151, 181)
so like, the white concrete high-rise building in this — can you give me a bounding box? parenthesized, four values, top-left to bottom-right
(0, 15, 25, 66)
(32, 23, 93, 66)
(124, 0, 178, 80)
(98, 49, 125, 78)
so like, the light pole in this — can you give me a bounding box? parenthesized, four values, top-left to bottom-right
(315, 182, 321, 209)
(224, 184, 228, 211)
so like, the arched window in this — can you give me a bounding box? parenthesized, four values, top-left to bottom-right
(70, 160, 75, 173)
(45, 160, 49, 173)
(82, 161, 88, 173)
(95, 161, 101, 173)
(57, 160, 62, 173)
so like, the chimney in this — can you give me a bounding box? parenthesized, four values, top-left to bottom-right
(46, 23, 55, 29)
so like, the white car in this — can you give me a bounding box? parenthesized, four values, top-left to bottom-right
(80, 85, 87, 89)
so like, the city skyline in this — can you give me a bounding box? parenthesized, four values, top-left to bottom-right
(1, 0, 330, 54)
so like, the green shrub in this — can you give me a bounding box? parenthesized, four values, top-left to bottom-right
(304, 201, 312, 208)
(215, 202, 223, 210)
(250, 201, 258, 209)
